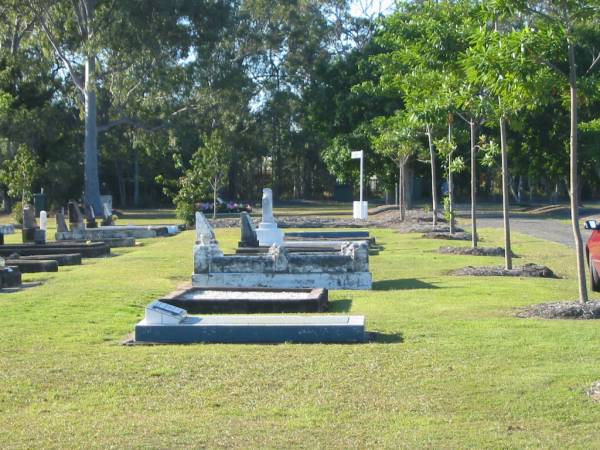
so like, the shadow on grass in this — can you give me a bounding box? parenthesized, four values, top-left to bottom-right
(373, 278, 439, 291)
(368, 331, 404, 343)
(328, 299, 352, 312)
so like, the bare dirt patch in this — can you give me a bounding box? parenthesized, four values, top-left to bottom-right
(439, 246, 507, 257)
(452, 263, 556, 278)
(517, 301, 600, 319)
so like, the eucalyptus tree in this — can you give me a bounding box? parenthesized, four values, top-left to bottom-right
(20, 0, 205, 214)
(496, 0, 600, 301)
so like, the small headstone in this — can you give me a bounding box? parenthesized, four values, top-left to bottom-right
(84, 205, 97, 229)
(195, 211, 216, 244)
(22, 206, 36, 229)
(33, 229, 46, 245)
(239, 212, 259, 247)
(101, 203, 113, 226)
(22, 205, 38, 243)
(39, 211, 47, 231)
(68, 201, 84, 231)
(56, 212, 68, 232)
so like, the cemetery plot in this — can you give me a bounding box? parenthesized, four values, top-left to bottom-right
(159, 286, 328, 313)
(135, 306, 366, 344)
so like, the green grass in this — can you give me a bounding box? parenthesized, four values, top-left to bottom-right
(2, 224, 600, 448)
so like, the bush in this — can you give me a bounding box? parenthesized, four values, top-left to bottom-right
(12, 201, 24, 225)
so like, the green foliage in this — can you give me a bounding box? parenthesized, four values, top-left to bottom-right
(0, 144, 40, 204)
(164, 131, 232, 225)
(11, 201, 24, 225)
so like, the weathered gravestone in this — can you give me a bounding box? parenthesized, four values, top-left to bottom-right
(239, 212, 259, 248)
(22, 205, 37, 243)
(55, 211, 69, 233)
(84, 205, 97, 229)
(68, 201, 85, 231)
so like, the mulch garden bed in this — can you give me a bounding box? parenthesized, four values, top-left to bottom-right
(517, 301, 600, 320)
(422, 231, 470, 241)
(439, 246, 507, 257)
(452, 263, 556, 278)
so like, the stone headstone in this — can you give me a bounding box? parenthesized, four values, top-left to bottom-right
(84, 205, 97, 229)
(239, 212, 259, 247)
(56, 212, 68, 232)
(195, 211, 216, 244)
(255, 188, 283, 246)
(22, 206, 36, 229)
(100, 195, 113, 216)
(101, 203, 113, 226)
(39, 211, 47, 231)
(33, 229, 46, 245)
(21, 206, 37, 243)
(68, 201, 84, 231)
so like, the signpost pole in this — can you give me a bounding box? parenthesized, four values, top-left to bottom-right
(359, 152, 363, 209)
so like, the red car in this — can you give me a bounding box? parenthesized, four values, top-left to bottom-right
(585, 220, 600, 291)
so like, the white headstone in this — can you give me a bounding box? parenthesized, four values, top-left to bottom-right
(39, 211, 47, 231)
(261, 188, 275, 224)
(256, 188, 284, 245)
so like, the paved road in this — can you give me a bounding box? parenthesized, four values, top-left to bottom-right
(473, 217, 592, 248)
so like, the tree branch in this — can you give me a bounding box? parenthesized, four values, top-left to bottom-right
(27, 1, 85, 94)
(586, 51, 600, 75)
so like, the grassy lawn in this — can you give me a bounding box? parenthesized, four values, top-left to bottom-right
(1, 222, 600, 448)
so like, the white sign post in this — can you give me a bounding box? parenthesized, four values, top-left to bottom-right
(351, 150, 368, 219)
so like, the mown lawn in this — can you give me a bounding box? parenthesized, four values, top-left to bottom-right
(1, 224, 600, 448)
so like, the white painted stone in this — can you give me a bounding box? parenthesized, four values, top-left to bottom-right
(255, 188, 284, 245)
(353, 201, 368, 219)
(192, 271, 372, 290)
(39, 211, 47, 231)
(145, 300, 187, 325)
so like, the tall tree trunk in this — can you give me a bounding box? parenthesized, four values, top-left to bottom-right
(568, 40, 588, 304)
(399, 161, 405, 221)
(398, 162, 402, 214)
(133, 149, 140, 207)
(213, 181, 217, 220)
(499, 115, 512, 270)
(82, 0, 102, 216)
(448, 120, 454, 235)
(470, 120, 478, 248)
(426, 124, 438, 227)
(83, 54, 102, 215)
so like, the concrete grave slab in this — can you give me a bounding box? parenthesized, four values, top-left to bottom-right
(135, 307, 366, 344)
(160, 286, 328, 313)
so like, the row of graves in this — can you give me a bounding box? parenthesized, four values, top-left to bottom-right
(133, 188, 376, 345)
(0, 200, 182, 290)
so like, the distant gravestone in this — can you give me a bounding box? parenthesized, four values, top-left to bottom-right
(101, 204, 113, 226)
(56, 212, 68, 232)
(68, 201, 84, 231)
(84, 205, 97, 229)
(239, 212, 259, 248)
(22, 205, 37, 243)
